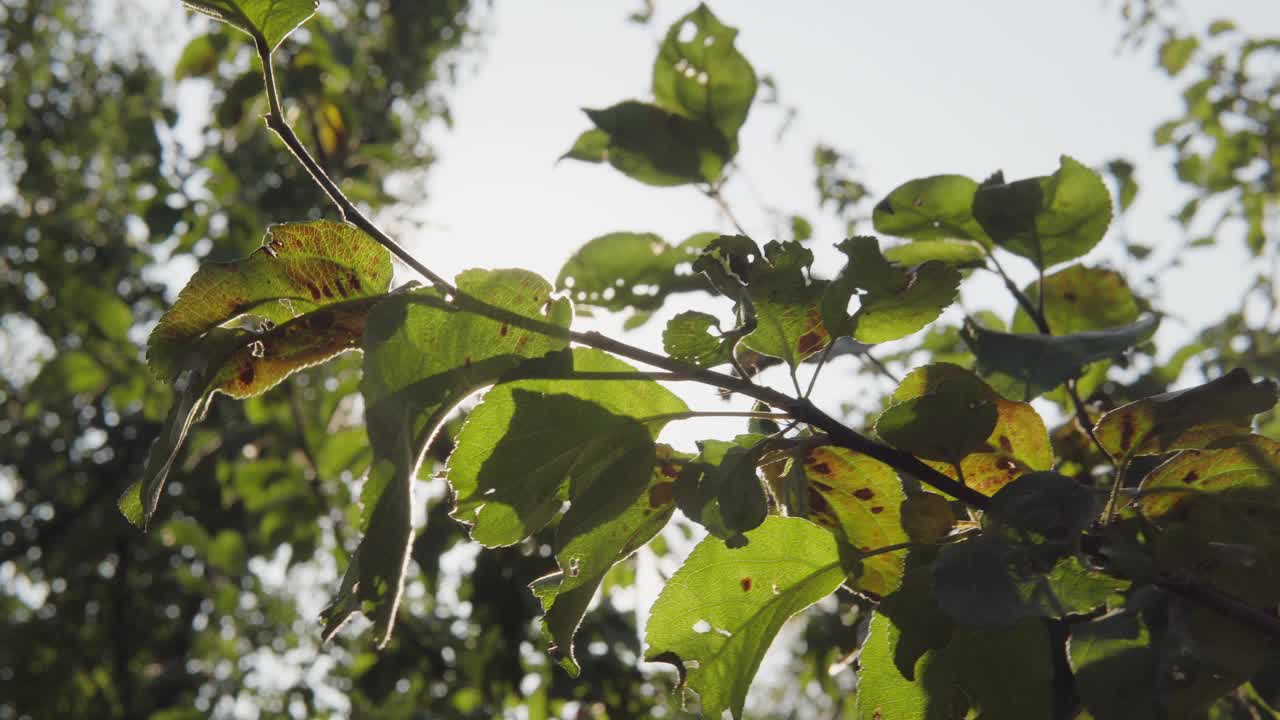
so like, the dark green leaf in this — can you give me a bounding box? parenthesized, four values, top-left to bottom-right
(876, 392, 997, 465)
(1068, 609, 1161, 720)
(578, 101, 730, 185)
(663, 310, 733, 367)
(674, 435, 766, 545)
(823, 236, 961, 343)
(972, 156, 1113, 270)
(964, 314, 1158, 401)
(652, 3, 757, 150)
(644, 516, 846, 720)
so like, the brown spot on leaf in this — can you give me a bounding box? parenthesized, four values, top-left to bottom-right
(999, 435, 1014, 453)
(1064, 291, 1078, 302)
(871, 506, 885, 514)
(996, 458, 1018, 472)
(1182, 471, 1199, 485)
(811, 462, 831, 475)
(349, 273, 362, 292)
(1119, 413, 1136, 452)
(796, 331, 824, 356)
(306, 282, 321, 300)
(808, 488, 832, 515)
(659, 463, 679, 479)
(321, 284, 334, 299)
(239, 363, 255, 387)
(811, 480, 832, 492)
(334, 278, 346, 297)
(499, 323, 509, 337)
(648, 481, 674, 508)
(740, 577, 752, 592)
(854, 488, 875, 501)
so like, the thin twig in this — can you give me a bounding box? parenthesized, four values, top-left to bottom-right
(803, 341, 837, 399)
(702, 184, 750, 237)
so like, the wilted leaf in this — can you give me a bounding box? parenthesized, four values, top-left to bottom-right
(644, 517, 846, 720)
(1094, 369, 1278, 459)
(972, 156, 1113, 270)
(652, 3, 757, 150)
(322, 269, 572, 647)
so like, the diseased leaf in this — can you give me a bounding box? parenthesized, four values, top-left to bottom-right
(644, 517, 846, 720)
(872, 174, 992, 246)
(924, 397, 1053, 496)
(801, 445, 909, 596)
(972, 156, 1113, 270)
(577, 101, 730, 186)
(556, 231, 715, 313)
(964, 314, 1158, 401)
(182, 0, 318, 51)
(652, 3, 757, 150)
(321, 269, 572, 647)
(1094, 369, 1278, 459)
(147, 220, 393, 382)
(1135, 436, 1280, 606)
(1012, 265, 1140, 336)
(876, 392, 997, 465)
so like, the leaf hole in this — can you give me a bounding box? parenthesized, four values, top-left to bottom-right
(677, 21, 697, 43)
(692, 620, 712, 634)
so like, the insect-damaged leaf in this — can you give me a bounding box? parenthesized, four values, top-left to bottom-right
(822, 236, 960, 344)
(663, 310, 734, 367)
(321, 269, 572, 648)
(872, 174, 992, 246)
(1093, 368, 1278, 459)
(571, 101, 730, 186)
(972, 155, 1113, 270)
(801, 445, 909, 596)
(964, 314, 1158, 401)
(556, 231, 715, 316)
(1135, 436, 1280, 606)
(182, 0, 317, 52)
(652, 3, 757, 152)
(644, 517, 846, 720)
(147, 220, 392, 382)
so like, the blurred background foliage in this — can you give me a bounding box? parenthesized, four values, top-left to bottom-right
(0, 0, 1276, 718)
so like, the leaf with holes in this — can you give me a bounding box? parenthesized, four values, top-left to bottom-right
(644, 516, 846, 720)
(182, 0, 317, 51)
(1093, 369, 1278, 459)
(147, 220, 392, 381)
(663, 311, 734, 367)
(556, 231, 715, 315)
(801, 445, 909, 596)
(964, 315, 1157, 401)
(872, 174, 992, 246)
(972, 156, 1113, 270)
(321, 269, 572, 647)
(652, 3, 757, 151)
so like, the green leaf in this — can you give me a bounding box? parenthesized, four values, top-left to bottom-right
(674, 434, 767, 545)
(644, 516, 846, 720)
(182, 0, 318, 51)
(559, 128, 609, 163)
(823, 237, 961, 344)
(856, 565, 1055, 720)
(34, 351, 110, 396)
(1105, 158, 1139, 212)
(531, 448, 680, 676)
(923, 396, 1053, 496)
(173, 34, 223, 80)
(964, 314, 1158, 401)
(1012, 264, 1141, 336)
(1135, 436, 1280, 606)
(801, 445, 910, 596)
(1207, 19, 1238, 36)
(663, 310, 733, 367)
(1093, 369, 1278, 459)
(577, 101, 730, 186)
(321, 269, 572, 647)
(740, 241, 829, 367)
(652, 3, 757, 150)
(1159, 35, 1199, 76)
(876, 392, 998, 465)
(882, 239, 987, 269)
(556, 231, 715, 313)
(59, 285, 134, 341)
(147, 220, 393, 382)
(972, 156, 1113, 270)
(447, 348, 686, 547)
(1068, 609, 1161, 720)
(872, 174, 991, 245)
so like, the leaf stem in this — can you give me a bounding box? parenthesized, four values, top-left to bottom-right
(639, 410, 793, 425)
(702, 184, 750, 237)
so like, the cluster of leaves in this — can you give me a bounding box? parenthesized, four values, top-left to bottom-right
(114, 2, 1280, 719)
